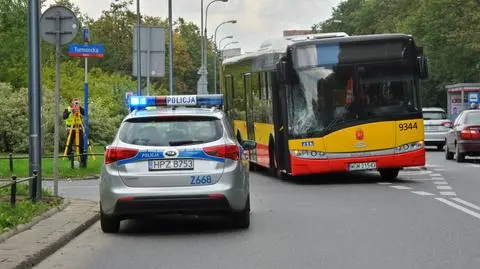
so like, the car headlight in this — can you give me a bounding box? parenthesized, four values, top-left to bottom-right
(395, 141, 424, 154)
(290, 150, 327, 159)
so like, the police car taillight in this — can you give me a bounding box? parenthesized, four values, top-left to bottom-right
(104, 147, 139, 164)
(204, 144, 239, 161)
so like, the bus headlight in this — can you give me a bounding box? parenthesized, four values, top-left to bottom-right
(290, 150, 327, 159)
(394, 141, 424, 154)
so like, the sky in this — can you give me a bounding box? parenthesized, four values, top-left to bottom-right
(46, 0, 343, 53)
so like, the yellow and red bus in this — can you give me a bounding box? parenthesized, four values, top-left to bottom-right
(221, 33, 429, 180)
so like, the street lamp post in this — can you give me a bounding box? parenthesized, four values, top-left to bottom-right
(215, 36, 232, 94)
(212, 20, 237, 94)
(204, 0, 228, 93)
(218, 41, 238, 91)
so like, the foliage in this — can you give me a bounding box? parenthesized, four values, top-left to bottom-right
(313, 0, 480, 108)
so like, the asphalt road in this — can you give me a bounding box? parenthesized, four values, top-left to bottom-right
(36, 149, 480, 269)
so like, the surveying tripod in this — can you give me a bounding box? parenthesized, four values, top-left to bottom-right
(63, 108, 95, 164)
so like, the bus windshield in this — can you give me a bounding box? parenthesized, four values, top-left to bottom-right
(287, 64, 421, 138)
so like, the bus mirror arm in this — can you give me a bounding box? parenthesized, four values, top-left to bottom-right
(417, 55, 428, 80)
(277, 60, 288, 84)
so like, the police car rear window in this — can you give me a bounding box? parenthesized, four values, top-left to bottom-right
(118, 116, 223, 146)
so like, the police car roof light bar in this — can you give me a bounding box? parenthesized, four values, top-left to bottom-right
(128, 94, 224, 110)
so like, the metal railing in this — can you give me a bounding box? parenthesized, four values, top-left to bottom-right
(0, 171, 38, 207)
(0, 152, 105, 176)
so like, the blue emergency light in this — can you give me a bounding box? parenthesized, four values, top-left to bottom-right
(128, 94, 224, 110)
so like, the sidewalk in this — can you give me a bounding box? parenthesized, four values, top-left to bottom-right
(0, 199, 99, 269)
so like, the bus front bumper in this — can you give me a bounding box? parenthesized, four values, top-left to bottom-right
(289, 148, 425, 176)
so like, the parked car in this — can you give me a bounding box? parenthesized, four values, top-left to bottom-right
(445, 109, 480, 162)
(422, 107, 453, 150)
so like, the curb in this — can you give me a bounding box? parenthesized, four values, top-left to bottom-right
(0, 198, 71, 243)
(14, 208, 100, 269)
(43, 176, 99, 181)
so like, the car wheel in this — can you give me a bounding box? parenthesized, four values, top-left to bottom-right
(379, 168, 400, 180)
(455, 144, 466, 163)
(445, 143, 454, 160)
(100, 211, 120, 233)
(231, 196, 250, 229)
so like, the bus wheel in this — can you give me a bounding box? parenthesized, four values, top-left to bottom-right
(269, 140, 280, 178)
(379, 168, 400, 180)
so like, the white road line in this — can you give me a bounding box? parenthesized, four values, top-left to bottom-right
(433, 181, 449, 185)
(437, 186, 453, 190)
(451, 198, 480, 211)
(389, 185, 412, 190)
(411, 191, 435, 196)
(430, 177, 445, 181)
(466, 164, 480, 168)
(377, 182, 392, 185)
(435, 198, 480, 220)
(433, 168, 447, 171)
(440, 191, 456, 196)
(430, 173, 442, 177)
(411, 178, 435, 181)
(426, 164, 442, 167)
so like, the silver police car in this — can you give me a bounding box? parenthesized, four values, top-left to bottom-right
(99, 95, 255, 233)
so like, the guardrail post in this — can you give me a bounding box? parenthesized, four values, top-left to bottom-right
(31, 170, 38, 202)
(11, 175, 17, 208)
(9, 153, 13, 176)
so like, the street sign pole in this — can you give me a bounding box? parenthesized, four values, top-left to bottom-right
(146, 27, 151, 95)
(40, 6, 79, 195)
(136, 0, 142, 96)
(168, 0, 174, 95)
(28, 0, 42, 201)
(83, 27, 89, 168)
(53, 12, 61, 197)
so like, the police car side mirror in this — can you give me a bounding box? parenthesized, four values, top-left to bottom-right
(241, 140, 256, 150)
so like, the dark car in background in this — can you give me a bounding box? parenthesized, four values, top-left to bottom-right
(445, 109, 480, 162)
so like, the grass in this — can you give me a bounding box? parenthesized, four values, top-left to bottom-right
(0, 146, 105, 179)
(0, 184, 62, 233)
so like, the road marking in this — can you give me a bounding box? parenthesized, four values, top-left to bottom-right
(389, 185, 412, 190)
(430, 177, 445, 181)
(437, 186, 453, 190)
(433, 168, 447, 171)
(377, 182, 392, 185)
(426, 163, 442, 167)
(430, 173, 442, 177)
(466, 164, 480, 168)
(433, 181, 448, 185)
(440, 191, 456, 196)
(400, 170, 432, 176)
(451, 198, 480, 211)
(411, 178, 435, 181)
(435, 198, 480, 220)
(411, 191, 435, 196)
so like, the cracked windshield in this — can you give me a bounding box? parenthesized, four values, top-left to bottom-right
(1, 0, 480, 269)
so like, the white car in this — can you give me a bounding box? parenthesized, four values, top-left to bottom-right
(422, 107, 452, 150)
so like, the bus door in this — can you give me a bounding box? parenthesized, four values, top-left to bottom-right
(271, 72, 291, 174)
(243, 73, 257, 162)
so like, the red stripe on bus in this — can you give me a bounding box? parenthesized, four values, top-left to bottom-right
(290, 148, 425, 176)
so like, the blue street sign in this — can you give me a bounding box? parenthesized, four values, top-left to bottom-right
(83, 27, 90, 43)
(468, 92, 478, 104)
(68, 44, 104, 58)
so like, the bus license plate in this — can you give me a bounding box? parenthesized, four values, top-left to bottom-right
(148, 159, 194, 171)
(348, 162, 377, 171)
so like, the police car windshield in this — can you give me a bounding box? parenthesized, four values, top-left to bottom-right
(119, 116, 223, 147)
